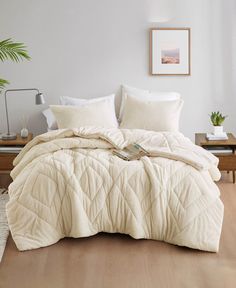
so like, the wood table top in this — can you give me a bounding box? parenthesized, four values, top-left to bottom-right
(0, 133, 33, 146)
(195, 133, 236, 146)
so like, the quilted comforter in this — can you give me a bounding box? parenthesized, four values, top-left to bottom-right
(7, 127, 224, 252)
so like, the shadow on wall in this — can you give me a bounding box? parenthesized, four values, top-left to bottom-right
(146, 0, 176, 23)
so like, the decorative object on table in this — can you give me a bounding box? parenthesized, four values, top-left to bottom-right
(20, 128, 29, 139)
(206, 133, 228, 141)
(20, 115, 29, 138)
(0, 38, 30, 93)
(150, 28, 191, 75)
(2, 88, 45, 140)
(0, 189, 9, 263)
(210, 111, 228, 136)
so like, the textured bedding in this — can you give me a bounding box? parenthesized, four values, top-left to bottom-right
(7, 127, 224, 252)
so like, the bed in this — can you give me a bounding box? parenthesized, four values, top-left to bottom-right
(6, 86, 224, 252)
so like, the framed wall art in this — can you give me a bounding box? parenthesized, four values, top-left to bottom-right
(150, 28, 191, 76)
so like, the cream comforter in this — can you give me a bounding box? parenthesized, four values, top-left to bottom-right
(7, 127, 224, 252)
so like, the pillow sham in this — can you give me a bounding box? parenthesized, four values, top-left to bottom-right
(119, 94, 183, 132)
(50, 99, 118, 129)
(119, 85, 181, 121)
(43, 94, 117, 130)
(42, 108, 58, 130)
(60, 94, 115, 106)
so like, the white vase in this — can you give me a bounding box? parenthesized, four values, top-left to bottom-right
(213, 126, 224, 135)
(21, 128, 29, 138)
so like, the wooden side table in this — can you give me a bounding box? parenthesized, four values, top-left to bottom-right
(0, 134, 33, 188)
(195, 133, 236, 183)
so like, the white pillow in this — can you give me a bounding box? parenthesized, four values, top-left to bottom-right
(42, 108, 58, 130)
(60, 94, 115, 106)
(42, 94, 117, 130)
(50, 100, 118, 129)
(119, 85, 181, 121)
(120, 94, 183, 132)
(60, 96, 86, 105)
(119, 85, 149, 120)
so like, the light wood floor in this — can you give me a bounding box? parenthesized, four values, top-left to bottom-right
(0, 173, 236, 288)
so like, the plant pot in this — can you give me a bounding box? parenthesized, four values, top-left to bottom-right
(213, 126, 224, 135)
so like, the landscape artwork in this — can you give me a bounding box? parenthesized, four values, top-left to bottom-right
(161, 45, 180, 64)
(151, 28, 190, 75)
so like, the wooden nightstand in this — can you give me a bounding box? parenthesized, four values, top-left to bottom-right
(195, 133, 236, 183)
(0, 134, 33, 187)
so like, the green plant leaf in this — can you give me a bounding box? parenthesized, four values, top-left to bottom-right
(0, 78, 9, 92)
(0, 38, 30, 62)
(210, 111, 227, 126)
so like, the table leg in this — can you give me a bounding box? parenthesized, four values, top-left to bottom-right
(233, 171, 235, 184)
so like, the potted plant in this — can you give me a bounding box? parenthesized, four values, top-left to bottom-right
(210, 111, 227, 135)
(0, 38, 30, 92)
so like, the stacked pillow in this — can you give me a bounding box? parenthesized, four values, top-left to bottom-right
(42, 108, 58, 131)
(119, 85, 181, 121)
(51, 96, 118, 129)
(43, 94, 118, 130)
(42, 85, 183, 132)
(119, 85, 183, 132)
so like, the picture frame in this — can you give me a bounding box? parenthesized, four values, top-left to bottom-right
(150, 28, 191, 76)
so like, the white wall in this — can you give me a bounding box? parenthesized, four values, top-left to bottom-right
(0, 0, 235, 139)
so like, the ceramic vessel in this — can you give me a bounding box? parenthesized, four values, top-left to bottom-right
(21, 128, 29, 138)
(213, 126, 224, 136)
